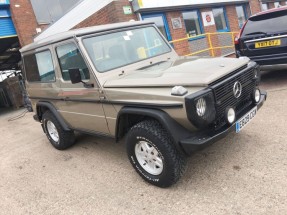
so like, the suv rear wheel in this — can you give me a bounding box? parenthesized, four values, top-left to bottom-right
(42, 111, 75, 150)
(126, 120, 187, 188)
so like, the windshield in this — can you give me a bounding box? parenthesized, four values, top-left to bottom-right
(242, 10, 287, 36)
(82, 26, 171, 73)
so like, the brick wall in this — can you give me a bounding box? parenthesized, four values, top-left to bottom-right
(249, 0, 262, 14)
(268, 2, 275, 9)
(10, 0, 48, 46)
(165, 11, 191, 56)
(75, 0, 137, 29)
(10, 0, 265, 55)
(226, 5, 240, 32)
(11, 0, 136, 46)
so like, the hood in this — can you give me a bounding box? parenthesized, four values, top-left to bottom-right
(104, 56, 250, 88)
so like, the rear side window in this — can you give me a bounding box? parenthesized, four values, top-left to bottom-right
(24, 50, 55, 82)
(242, 10, 287, 36)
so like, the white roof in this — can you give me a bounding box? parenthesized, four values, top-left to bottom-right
(21, 21, 154, 53)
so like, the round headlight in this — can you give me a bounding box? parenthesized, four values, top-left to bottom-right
(226, 107, 236, 124)
(254, 88, 261, 103)
(196, 98, 206, 117)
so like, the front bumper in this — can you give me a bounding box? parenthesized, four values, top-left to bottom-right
(180, 91, 267, 155)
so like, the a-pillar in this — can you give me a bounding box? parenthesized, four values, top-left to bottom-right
(165, 11, 191, 56)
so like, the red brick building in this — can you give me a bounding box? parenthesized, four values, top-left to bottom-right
(9, 0, 286, 56)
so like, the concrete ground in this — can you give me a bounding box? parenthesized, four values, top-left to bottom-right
(0, 70, 286, 215)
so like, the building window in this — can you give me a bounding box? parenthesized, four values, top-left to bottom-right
(141, 14, 172, 41)
(56, 43, 90, 81)
(261, 3, 268, 11)
(212, 7, 229, 32)
(24, 50, 55, 82)
(30, 0, 81, 24)
(274, 2, 281, 8)
(182, 11, 203, 38)
(245, 5, 251, 17)
(236, 5, 247, 28)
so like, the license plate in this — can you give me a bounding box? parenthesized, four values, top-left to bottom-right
(236, 107, 257, 133)
(255, 39, 281, 48)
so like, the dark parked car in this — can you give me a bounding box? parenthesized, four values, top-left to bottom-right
(235, 6, 287, 67)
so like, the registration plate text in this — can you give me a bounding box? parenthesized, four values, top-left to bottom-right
(255, 39, 281, 48)
(236, 107, 257, 133)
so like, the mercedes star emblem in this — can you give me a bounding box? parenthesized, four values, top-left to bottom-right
(233, 81, 242, 98)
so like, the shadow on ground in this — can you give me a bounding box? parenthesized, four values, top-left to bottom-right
(261, 69, 287, 91)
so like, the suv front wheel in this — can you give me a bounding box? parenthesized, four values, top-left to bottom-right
(126, 120, 187, 188)
(42, 111, 75, 150)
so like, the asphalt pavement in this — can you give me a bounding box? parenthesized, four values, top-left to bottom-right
(0, 69, 286, 215)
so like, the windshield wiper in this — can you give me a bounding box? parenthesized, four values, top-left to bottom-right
(245, 31, 268, 36)
(138, 61, 168, 70)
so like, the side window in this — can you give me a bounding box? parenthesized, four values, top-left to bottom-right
(56, 43, 90, 81)
(24, 50, 55, 82)
(212, 7, 229, 32)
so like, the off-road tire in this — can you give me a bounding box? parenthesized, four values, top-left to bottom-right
(126, 120, 187, 188)
(42, 111, 75, 150)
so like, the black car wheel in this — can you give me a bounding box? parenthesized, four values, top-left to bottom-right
(126, 120, 187, 188)
(42, 111, 75, 150)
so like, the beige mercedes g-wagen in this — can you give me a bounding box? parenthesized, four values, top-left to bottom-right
(21, 21, 266, 187)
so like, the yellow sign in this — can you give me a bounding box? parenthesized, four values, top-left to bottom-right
(255, 39, 281, 48)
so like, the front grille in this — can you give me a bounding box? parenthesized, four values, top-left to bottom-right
(210, 66, 256, 128)
(210, 65, 247, 86)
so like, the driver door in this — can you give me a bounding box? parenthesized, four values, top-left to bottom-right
(53, 40, 110, 135)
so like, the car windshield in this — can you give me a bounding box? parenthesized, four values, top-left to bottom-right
(242, 10, 287, 37)
(82, 26, 171, 73)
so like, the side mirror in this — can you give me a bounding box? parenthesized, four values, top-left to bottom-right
(68, 68, 82, 84)
(68, 68, 94, 88)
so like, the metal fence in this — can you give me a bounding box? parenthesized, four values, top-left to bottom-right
(169, 32, 239, 57)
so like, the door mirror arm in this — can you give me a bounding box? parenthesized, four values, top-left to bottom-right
(81, 81, 94, 88)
